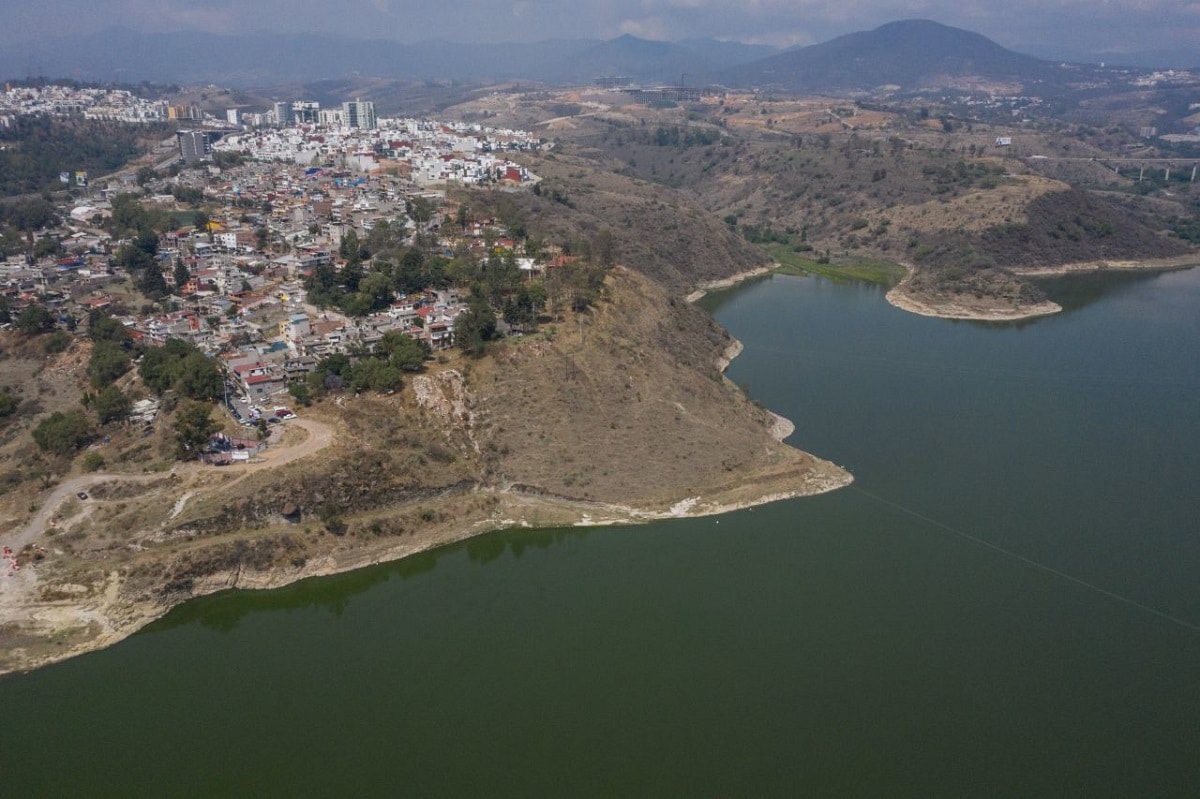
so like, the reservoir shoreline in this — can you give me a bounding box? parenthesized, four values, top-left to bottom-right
(886, 257, 1197, 321)
(0, 267, 848, 678)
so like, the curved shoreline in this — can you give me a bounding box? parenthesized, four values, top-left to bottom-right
(0, 266, 847, 678)
(885, 284, 1062, 322)
(1010, 255, 1199, 278)
(886, 256, 1198, 322)
(685, 265, 775, 303)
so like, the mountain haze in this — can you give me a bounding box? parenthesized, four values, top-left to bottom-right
(718, 19, 1069, 94)
(0, 30, 774, 87)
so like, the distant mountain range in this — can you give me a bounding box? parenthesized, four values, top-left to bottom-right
(1, 20, 1190, 94)
(716, 20, 1070, 93)
(0, 29, 774, 87)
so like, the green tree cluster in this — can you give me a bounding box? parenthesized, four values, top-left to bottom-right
(301, 332, 428, 397)
(114, 227, 169, 299)
(15, 304, 55, 335)
(173, 401, 220, 460)
(139, 339, 223, 400)
(33, 410, 94, 456)
(92, 384, 132, 424)
(454, 293, 498, 357)
(87, 339, 132, 387)
(0, 116, 170, 196)
(376, 330, 430, 371)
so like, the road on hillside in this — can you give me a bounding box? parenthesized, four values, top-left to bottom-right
(3, 418, 334, 554)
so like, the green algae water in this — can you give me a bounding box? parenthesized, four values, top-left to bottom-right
(3, 268, 1199, 797)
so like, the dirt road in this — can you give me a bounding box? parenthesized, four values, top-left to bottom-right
(3, 417, 335, 553)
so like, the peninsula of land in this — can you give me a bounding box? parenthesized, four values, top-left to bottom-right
(0, 266, 850, 676)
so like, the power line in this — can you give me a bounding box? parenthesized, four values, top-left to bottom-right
(849, 484, 1200, 634)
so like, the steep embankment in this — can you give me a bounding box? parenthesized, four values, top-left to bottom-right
(471, 266, 845, 506)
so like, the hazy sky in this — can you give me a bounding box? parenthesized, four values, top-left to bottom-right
(5, 0, 1198, 56)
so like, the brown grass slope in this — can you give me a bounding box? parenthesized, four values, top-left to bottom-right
(471, 266, 839, 506)
(913, 188, 1192, 271)
(511, 151, 770, 293)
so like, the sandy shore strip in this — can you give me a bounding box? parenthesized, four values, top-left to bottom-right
(886, 284, 1062, 321)
(685, 265, 775, 303)
(1009, 255, 1199, 277)
(700, 272, 799, 442)
(886, 256, 1198, 322)
(0, 459, 851, 677)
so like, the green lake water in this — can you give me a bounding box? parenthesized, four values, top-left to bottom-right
(2, 268, 1198, 796)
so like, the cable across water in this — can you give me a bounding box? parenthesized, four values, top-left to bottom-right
(848, 484, 1200, 634)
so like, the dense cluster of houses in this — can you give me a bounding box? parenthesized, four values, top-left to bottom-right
(213, 116, 544, 187)
(0, 83, 169, 125)
(4, 121, 560, 407)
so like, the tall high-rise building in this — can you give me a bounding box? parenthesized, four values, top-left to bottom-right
(273, 101, 293, 127)
(342, 99, 376, 130)
(292, 101, 320, 124)
(177, 130, 215, 164)
(318, 108, 344, 127)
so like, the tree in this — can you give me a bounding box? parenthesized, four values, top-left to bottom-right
(93, 384, 132, 425)
(175, 351, 223, 400)
(32, 236, 62, 259)
(340, 258, 364, 293)
(347, 358, 403, 394)
(377, 331, 428, 371)
(339, 292, 372, 318)
(139, 339, 222, 399)
(359, 271, 394, 312)
(15, 303, 54, 334)
(0, 391, 18, 419)
(88, 312, 131, 344)
(406, 196, 434, 227)
(288, 381, 313, 407)
(136, 262, 169, 300)
(136, 165, 157, 187)
(109, 193, 149, 235)
(173, 402, 220, 460)
(503, 283, 543, 331)
(43, 331, 71, 354)
(455, 294, 497, 357)
(33, 410, 94, 456)
(80, 451, 105, 472)
(138, 345, 176, 394)
(174, 259, 190, 291)
(482, 252, 521, 307)
(88, 340, 132, 387)
(134, 226, 161, 257)
(339, 229, 362, 266)
(592, 229, 617, 268)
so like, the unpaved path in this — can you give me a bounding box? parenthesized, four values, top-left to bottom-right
(3, 418, 335, 554)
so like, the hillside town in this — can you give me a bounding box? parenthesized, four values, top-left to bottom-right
(0, 82, 171, 125)
(211, 114, 546, 186)
(0, 105, 581, 422)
